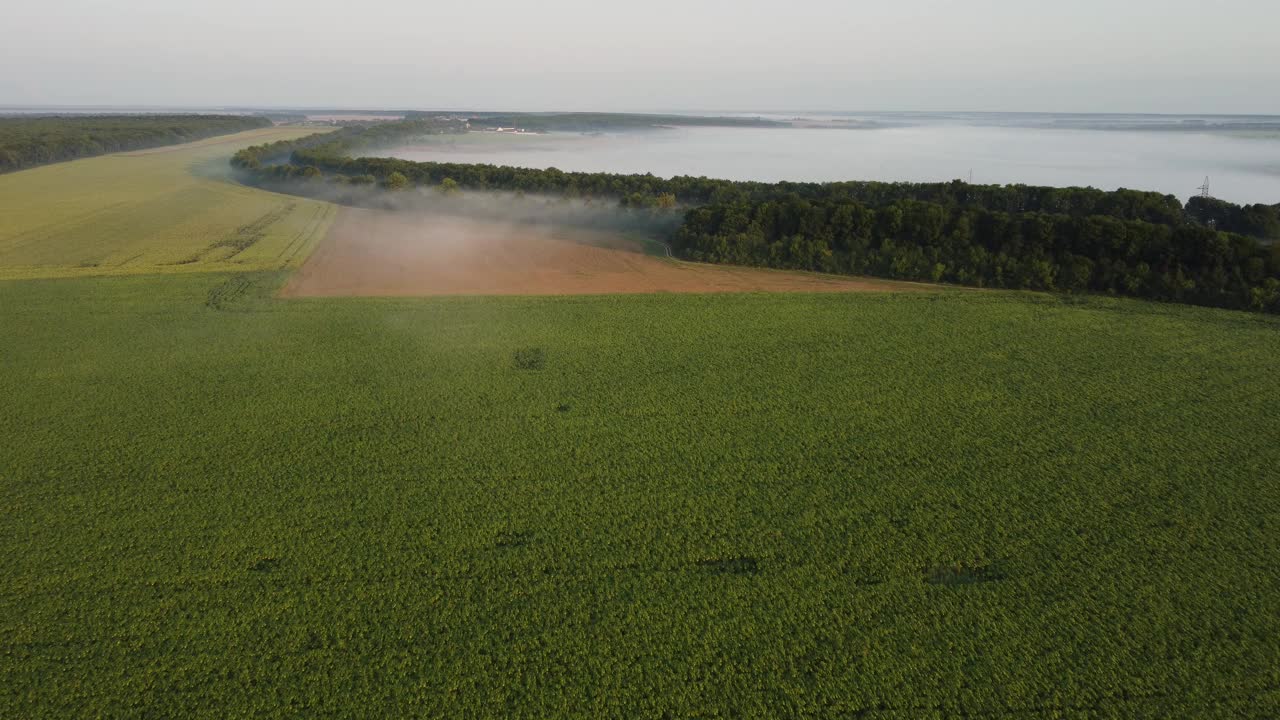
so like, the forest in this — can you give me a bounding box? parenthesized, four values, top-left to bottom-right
(231, 120, 1280, 312)
(0, 114, 271, 173)
(676, 196, 1280, 312)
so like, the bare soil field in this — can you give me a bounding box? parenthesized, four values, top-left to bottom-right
(281, 207, 931, 297)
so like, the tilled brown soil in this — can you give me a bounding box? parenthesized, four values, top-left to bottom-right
(280, 207, 931, 297)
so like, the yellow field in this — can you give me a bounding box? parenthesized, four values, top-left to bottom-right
(0, 127, 335, 280)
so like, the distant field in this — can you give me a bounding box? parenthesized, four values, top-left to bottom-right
(2, 271, 1278, 718)
(284, 207, 930, 297)
(0, 127, 336, 280)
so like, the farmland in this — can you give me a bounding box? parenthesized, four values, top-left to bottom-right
(3, 267, 1280, 717)
(284, 207, 930, 296)
(240, 118, 1280, 313)
(0, 127, 335, 280)
(2, 126, 1280, 718)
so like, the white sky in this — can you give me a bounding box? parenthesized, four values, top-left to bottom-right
(2, 0, 1277, 113)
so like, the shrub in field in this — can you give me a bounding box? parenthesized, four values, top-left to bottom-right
(513, 347, 546, 370)
(924, 562, 1005, 586)
(382, 171, 409, 190)
(249, 556, 281, 573)
(495, 531, 532, 549)
(697, 556, 760, 575)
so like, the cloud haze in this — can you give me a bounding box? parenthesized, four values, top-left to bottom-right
(3, 0, 1277, 113)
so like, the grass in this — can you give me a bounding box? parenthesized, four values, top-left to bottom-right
(2, 271, 1279, 718)
(0, 128, 336, 280)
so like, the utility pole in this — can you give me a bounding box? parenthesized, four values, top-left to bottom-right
(1197, 176, 1211, 199)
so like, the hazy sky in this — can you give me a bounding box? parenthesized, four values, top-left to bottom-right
(3, 0, 1277, 113)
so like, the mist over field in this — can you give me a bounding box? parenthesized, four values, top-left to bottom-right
(271, 179, 682, 238)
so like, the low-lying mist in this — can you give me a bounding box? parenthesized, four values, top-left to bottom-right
(259, 176, 683, 243)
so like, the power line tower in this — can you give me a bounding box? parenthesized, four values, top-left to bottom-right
(1197, 176, 1211, 199)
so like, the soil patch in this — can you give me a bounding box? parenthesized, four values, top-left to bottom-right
(281, 207, 933, 297)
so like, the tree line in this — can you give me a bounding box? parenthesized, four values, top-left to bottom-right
(231, 120, 1280, 312)
(676, 196, 1280, 312)
(459, 112, 786, 131)
(0, 114, 271, 173)
(286, 145, 1193, 224)
(230, 118, 466, 171)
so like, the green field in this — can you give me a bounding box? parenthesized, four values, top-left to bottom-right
(2, 136, 1280, 718)
(2, 269, 1279, 717)
(0, 128, 335, 280)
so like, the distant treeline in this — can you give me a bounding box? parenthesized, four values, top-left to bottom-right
(0, 114, 272, 173)
(232, 120, 1280, 312)
(230, 118, 466, 170)
(458, 112, 787, 131)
